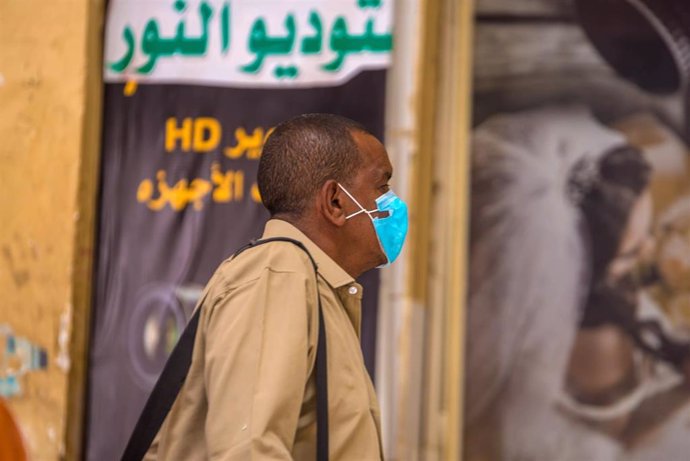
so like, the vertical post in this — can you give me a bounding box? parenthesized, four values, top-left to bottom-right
(411, 0, 475, 459)
(441, 1, 474, 459)
(65, 0, 105, 458)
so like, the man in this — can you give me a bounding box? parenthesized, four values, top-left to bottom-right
(142, 114, 408, 460)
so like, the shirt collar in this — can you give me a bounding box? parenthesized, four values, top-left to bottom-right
(261, 219, 355, 289)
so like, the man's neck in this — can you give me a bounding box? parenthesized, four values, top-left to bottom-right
(273, 213, 363, 279)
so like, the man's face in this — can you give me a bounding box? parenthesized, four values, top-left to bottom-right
(341, 131, 394, 269)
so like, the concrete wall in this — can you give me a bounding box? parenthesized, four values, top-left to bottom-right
(0, 0, 103, 458)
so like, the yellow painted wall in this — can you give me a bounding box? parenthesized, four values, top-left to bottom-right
(0, 0, 103, 458)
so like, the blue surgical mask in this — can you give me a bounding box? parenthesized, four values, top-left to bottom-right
(338, 184, 409, 267)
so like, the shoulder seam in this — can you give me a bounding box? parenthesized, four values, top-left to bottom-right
(214, 266, 312, 300)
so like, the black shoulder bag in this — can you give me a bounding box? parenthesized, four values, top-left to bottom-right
(121, 237, 329, 460)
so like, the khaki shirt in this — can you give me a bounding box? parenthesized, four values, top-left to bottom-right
(145, 219, 383, 460)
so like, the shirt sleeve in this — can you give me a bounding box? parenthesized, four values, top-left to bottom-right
(202, 267, 315, 460)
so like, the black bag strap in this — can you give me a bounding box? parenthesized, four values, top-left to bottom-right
(121, 237, 329, 460)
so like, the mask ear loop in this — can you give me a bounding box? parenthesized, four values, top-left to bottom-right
(345, 209, 367, 220)
(338, 183, 378, 220)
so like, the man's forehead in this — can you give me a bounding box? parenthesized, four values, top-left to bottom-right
(352, 130, 392, 173)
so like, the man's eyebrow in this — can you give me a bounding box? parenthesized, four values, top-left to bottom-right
(372, 168, 391, 181)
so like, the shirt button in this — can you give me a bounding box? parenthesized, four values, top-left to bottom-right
(348, 286, 358, 295)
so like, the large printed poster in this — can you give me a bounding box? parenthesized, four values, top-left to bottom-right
(465, 0, 690, 460)
(87, 1, 392, 458)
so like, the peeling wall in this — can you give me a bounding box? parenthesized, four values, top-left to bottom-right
(0, 0, 103, 459)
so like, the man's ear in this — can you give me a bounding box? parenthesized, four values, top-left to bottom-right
(319, 180, 348, 226)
